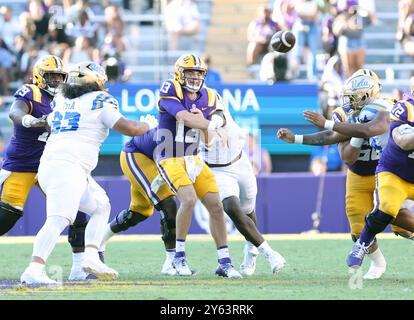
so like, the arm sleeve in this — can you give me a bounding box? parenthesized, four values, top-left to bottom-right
(99, 103, 124, 128)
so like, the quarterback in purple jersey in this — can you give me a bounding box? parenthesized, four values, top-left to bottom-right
(154, 53, 241, 278)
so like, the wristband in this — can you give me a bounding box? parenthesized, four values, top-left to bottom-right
(207, 114, 224, 131)
(294, 135, 303, 144)
(350, 137, 364, 148)
(21, 114, 37, 128)
(324, 120, 335, 131)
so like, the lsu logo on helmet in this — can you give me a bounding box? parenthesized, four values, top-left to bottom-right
(173, 53, 207, 93)
(32, 55, 68, 96)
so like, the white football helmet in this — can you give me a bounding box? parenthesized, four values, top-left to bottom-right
(342, 69, 382, 114)
(68, 61, 108, 89)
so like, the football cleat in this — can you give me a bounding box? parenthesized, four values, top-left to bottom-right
(267, 251, 286, 274)
(68, 267, 98, 281)
(171, 257, 194, 276)
(216, 262, 243, 279)
(161, 257, 175, 275)
(240, 252, 258, 276)
(20, 267, 57, 285)
(363, 261, 386, 280)
(82, 256, 118, 280)
(346, 239, 371, 268)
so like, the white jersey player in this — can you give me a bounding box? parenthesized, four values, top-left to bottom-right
(200, 96, 286, 275)
(20, 61, 156, 285)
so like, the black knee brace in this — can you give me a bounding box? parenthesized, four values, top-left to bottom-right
(0, 201, 23, 235)
(68, 212, 88, 249)
(110, 209, 146, 233)
(365, 210, 394, 235)
(156, 196, 177, 242)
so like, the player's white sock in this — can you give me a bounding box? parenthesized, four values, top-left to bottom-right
(367, 247, 386, 267)
(32, 216, 70, 262)
(72, 252, 84, 270)
(246, 241, 259, 255)
(166, 249, 175, 260)
(85, 209, 110, 249)
(217, 245, 230, 263)
(99, 225, 115, 252)
(28, 261, 45, 272)
(258, 241, 273, 258)
(175, 239, 186, 257)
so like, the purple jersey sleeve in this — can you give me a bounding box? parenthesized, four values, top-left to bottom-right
(158, 80, 186, 117)
(332, 107, 345, 123)
(390, 101, 411, 125)
(13, 85, 35, 111)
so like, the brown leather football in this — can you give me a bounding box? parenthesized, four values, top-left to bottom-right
(271, 30, 296, 53)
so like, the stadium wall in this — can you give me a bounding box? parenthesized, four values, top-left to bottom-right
(8, 172, 354, 236)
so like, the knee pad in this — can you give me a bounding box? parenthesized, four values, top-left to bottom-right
(156, 196, 177, 242)
(0, 201, 23, 235)
(112, 209, 146, 232)
(365, 210, 394, 235)
(68, 214, 88, 249)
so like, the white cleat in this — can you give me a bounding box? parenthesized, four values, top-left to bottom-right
(267, 251, 286, 274)
(363, 262, 386, 280)
(82, 256, 118, 280)
(20, 267, 58, 285)
(161, 258, 175, 275)
(240, 252, 258, 276)
(171, 257, 194, 276)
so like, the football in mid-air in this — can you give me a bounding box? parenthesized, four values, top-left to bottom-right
(271, 30, 296, 53)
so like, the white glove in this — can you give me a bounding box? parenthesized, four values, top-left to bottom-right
(139, 114, 158, 130)
(22, 114, 47, 128)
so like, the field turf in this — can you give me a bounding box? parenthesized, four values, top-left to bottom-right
(0, 234, 414, 300)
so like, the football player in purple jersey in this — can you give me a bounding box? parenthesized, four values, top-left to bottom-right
(154, 53, 241, 278)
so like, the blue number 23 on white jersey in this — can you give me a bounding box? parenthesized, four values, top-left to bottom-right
(51, 111, 81, 134)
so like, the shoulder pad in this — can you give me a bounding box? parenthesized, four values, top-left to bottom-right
(14, 84, 43, 104)
(203, 87, 217, 108)
(332, 107, 346, 123)
(91, 92, 119, 110)
(159, 80, 183, 100)
(391, 100, 414, 125)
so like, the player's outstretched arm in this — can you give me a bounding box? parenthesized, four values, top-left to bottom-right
(9, 99, 47, 128)
(392, 125, 414, 151)
(112, 117, 151, 137)
(277, 128, 349, 145)
(304, 110, 390, 138)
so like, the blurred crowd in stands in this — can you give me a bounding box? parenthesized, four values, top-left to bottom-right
(252, 0, 376, 85)
(0, 0, 204, 95)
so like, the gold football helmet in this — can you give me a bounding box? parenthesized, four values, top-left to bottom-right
(173, 53, 207, 92)
(32, 55, 68, 96)
(342, 69, 381, 113)
(68, 61, 108, 89)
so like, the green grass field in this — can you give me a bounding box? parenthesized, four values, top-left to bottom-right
(1, 234, 414, 300)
